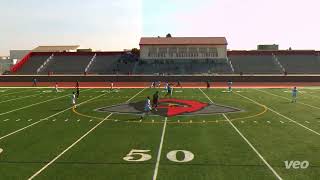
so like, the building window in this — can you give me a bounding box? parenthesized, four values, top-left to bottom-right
(208, 48, 218, 57)
(148, 47, 157, 57)
(169, 47, 177, 57)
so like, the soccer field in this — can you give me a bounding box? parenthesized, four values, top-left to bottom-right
(0, 87, 319, 180)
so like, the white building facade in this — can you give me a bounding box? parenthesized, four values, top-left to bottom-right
(139, 37, 228, 60)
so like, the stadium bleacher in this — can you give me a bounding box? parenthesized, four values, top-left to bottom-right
(40, 55, 92, 74)
(276, 55, 320, 74)
(134, 59, 232, 74)
(229, 55, 282, 74)
(17, 54, 51, 74)
(11, 51, 320, 75)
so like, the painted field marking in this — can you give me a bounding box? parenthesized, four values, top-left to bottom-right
(28, 88, 146, 179)
(267, 121, 271, 124)
(3, 119, 9, 122)
(280, 121, 284, 124)
(0, 90, 78, 116)
(305, 121, 310, 124)
(64, 119, 69, 122)
(126, 88, 146, 103)
(254, 121, 258, 123)
(77, 119, 80, 122)
(52, 119, 56, 122)
(0, 89, 35, 97)
(256, 89, 320, 110)
(0, 89, 109, 141)
(199, 88, 282, 180)
(27, 113, 113, 180)
(0, 93, 45, 104)
(15, 119, 21, 122)
(89, 119, 93, 122)
(27, 119, 32, 122)
(235, 92, 320, 136)
(152, 117, 168, 180)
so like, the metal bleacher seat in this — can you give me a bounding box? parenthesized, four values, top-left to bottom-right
(277, 55, 320, 74)
(41, 55, 92, 74)
(17, 55, 51, 74)
(229, 55, 282, 74)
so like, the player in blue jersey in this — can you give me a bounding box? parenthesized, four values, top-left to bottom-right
(292, 87, 298, 103)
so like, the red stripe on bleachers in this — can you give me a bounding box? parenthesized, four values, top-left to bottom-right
(10, 52, 33, 73)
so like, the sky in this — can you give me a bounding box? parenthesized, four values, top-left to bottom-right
(0, 0, 319, 55)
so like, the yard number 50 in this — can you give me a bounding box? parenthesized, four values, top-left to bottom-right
(123, 149, 194, 163)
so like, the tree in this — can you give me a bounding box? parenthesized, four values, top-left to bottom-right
(166, 33, 172, 38)
(131, 48, 140, 57)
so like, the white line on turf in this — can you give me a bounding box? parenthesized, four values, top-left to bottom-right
(256, 89, 320, 110)
(0, 89, 89, 116)
(223, 114, 283, 180)
(235, 92, 320, 136)
(126, 88, 146, 103)
(3, 119, 9, 122)
(28, 88, 146, 179)
(0, 93, 45, 104)
(199, 88, 283, 180)
(27, 113, 113, 180)
(0, 89, 107, 141)
(152, 117, 168, 180)
(0, 89, 35, 97)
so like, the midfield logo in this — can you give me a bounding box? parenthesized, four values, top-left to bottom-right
(96, 98, 241, 117)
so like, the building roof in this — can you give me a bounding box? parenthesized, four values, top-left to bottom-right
(32, 45, 80, 52)
(140, 37, 227, 45)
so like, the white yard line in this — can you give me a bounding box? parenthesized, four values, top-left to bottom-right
(152, 117, 168, 180)
(27, 113, 113, 180)
(0, 93, 45, 104)
(0, 89, 86, 116)
(235, 92, 320, 136)
(256, 89, 320, 110)
(200, 88, 283, 180)
(0, 89, 35, 97)
(126, 88, 146, 103)
(27, 88, 146, 179)
(223, 114, 282, 180)
(0, 89, 102, 141)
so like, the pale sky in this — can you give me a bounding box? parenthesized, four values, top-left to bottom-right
(0, 0, 319, 55)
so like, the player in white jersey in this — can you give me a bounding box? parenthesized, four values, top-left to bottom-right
(71, 92, 76, 108)
(110, 82, 114, 91)
(55, 82, 59, 92)
(141, 96, 152, 119)
(292, 87, 298, 103)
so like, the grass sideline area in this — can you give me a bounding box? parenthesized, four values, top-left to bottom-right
(0, 87, 319, 179)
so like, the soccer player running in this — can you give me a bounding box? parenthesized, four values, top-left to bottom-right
(206, 80, 210, 90)
(75, 81, 80, 98)
(165, 84, 173, 97)
(32, 78, 37, 87)
(55, 82, 59, 92)
(227, 80, 233, 92)
(153, 91, 159, 111)
(292, 86, 298, 103)
(110, 81, 114, 91)
(71, 92, 77, 109)
(141, 96, 152, 119)
(177, 81, 182, 88)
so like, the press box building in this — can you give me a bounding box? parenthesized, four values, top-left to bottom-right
(139, 37, 228, 60)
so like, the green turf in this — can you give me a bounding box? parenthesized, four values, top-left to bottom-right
(0, 87, 319, 180)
